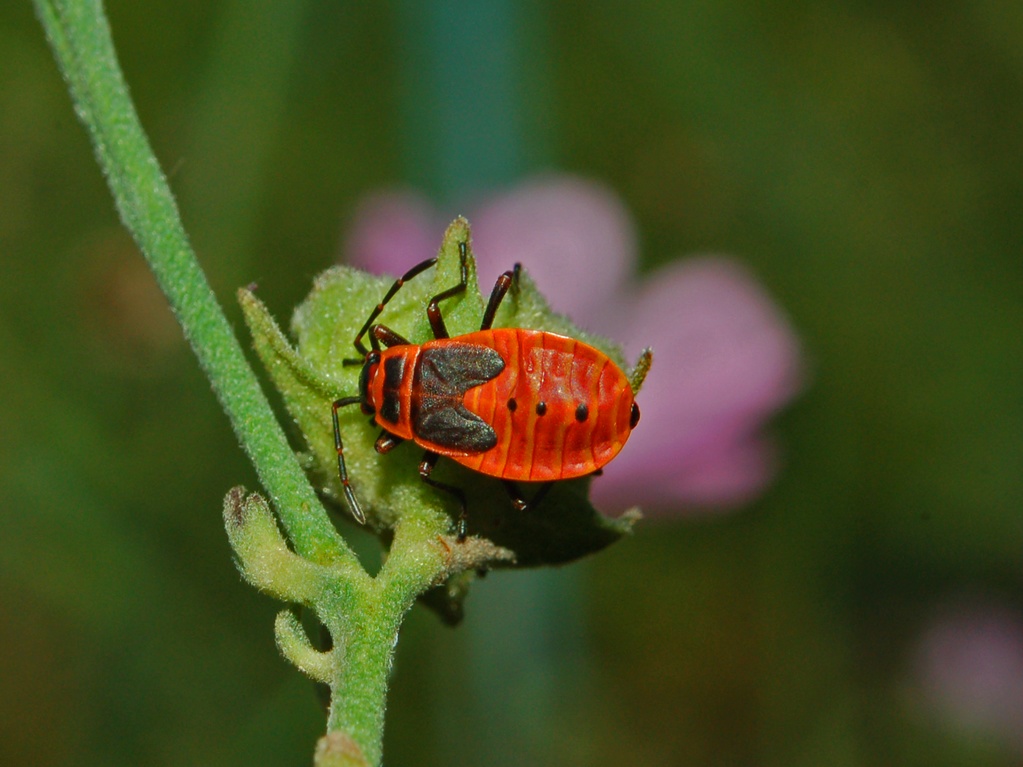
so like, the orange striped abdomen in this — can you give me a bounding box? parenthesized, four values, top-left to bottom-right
(454, 329, 636, 482)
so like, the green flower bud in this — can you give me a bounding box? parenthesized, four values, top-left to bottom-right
(240, 218, 637, 571)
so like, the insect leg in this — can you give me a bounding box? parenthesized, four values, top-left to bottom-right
(530, 482, 554, 509)
(350, 257, 438, 359)
(426, 241, 469, 339)
(419, 451, 469, 540)
(374, 431, 404, 454)
(341, 325, 411, 369)
(502, 480, 553, 512)
(372, 324, 411, 348)
(480, 263, 521, 330)
(332, 396, 367, 524)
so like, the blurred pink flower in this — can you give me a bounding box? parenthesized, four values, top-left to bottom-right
(343, 175, 802, 516)
(913, 598, 1023, 751)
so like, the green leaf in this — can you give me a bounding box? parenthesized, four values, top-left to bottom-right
(242, 218, 639, 567)
(222, 487, 335, 604)
(275, 610, 334, 684)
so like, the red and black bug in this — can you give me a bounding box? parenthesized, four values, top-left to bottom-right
(332, 241, 643, 537)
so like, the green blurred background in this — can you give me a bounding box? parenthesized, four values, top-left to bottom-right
(2, 1, 1022, 765)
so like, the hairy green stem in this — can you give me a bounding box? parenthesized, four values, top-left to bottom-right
(323, 517, 449, 764)
(35, 6, 576, 764)
(34, 6, 469, 762)
(325, 593, 404, 767)
(34, 0, 349, 566)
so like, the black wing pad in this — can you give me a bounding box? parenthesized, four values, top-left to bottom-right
(414, 343, 505, 452)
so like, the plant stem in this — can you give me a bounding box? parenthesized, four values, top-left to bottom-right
(325, 593, 403, 767)
(33, 0, 351, 565)
(323, 517, 445, 763)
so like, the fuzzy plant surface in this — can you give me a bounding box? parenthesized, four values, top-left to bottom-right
(236, 218, 649, 765)
(34, 1, 650, 764)
(242, 217, 645, 570)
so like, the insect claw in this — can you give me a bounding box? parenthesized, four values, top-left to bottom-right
(346, 491, 366, 525)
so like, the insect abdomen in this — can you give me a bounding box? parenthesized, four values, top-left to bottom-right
(457, 329, 636, 482)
